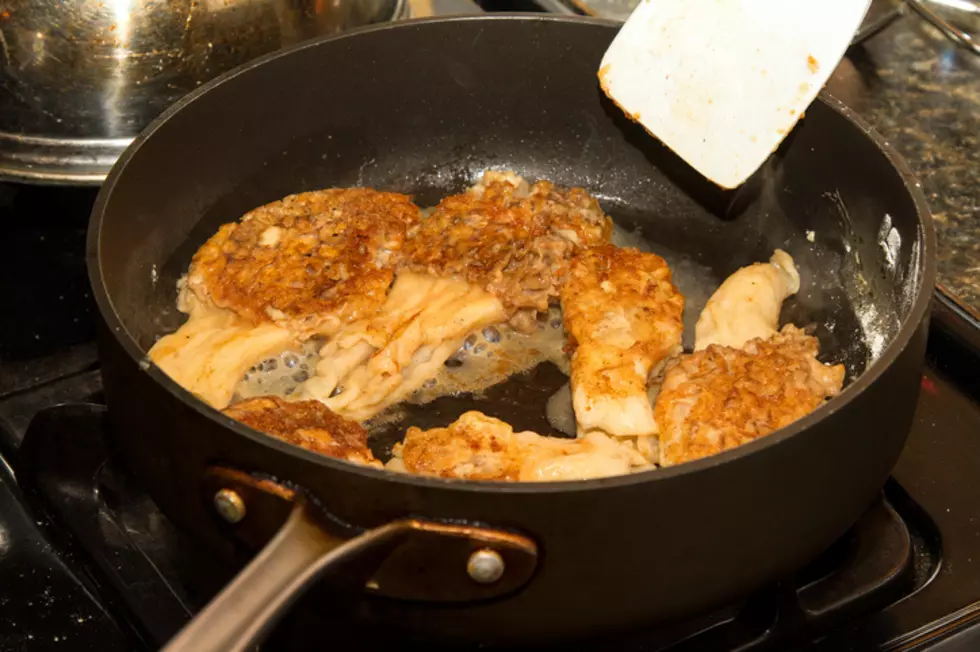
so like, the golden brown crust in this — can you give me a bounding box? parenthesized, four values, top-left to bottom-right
(397, 411, 527, 481)
(223, 396, 380, 467)
(394, 411, 649, 481)
(560, 245, 684, 435)
(561, 245, 684, 368)
(655, 326, 846, 466)
(403, 172, 611, 315)
(186, 188, 420, 337)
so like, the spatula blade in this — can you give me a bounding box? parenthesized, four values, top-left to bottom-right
(599, 0, 871, 189)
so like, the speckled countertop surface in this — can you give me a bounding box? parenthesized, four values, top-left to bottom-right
(825, 5, 980, 314)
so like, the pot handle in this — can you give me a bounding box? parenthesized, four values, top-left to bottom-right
(163, 496, 537, 652)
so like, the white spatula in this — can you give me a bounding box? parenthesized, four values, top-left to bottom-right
(599, 0, 872, 189)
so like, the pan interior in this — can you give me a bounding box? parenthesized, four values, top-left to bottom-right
(93, 17, 925, 461)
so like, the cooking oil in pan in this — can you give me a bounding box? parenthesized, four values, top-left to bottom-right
(233, 338, 322, 402)
(364, 306, 574, 458)
(409, 305, 570, 405)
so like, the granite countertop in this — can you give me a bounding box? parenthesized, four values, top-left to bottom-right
(826, 5, 980, 315)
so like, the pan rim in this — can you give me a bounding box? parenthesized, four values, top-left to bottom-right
(87, 14, 937, 495)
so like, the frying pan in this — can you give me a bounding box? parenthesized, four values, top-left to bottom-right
(86, 15, 935, 651)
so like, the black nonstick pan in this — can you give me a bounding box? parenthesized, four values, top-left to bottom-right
(86, 15, 935, 651)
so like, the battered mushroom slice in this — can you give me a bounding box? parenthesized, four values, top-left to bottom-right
(223, 396, 380, 468)
(655, 326, 845, 467)
(389, 411, 650, 482)
(403, 171, 612, 324)
(186, 188, 420, 338)
(560, 245, 684, 438)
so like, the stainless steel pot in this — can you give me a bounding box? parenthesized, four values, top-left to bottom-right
(0, 0, 405, 185)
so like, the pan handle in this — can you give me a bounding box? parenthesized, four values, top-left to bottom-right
(163, 500, 401, 652)
(164, 493, 537, 652)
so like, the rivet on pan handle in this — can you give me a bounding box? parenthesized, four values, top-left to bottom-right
(169, 467, 538, 652)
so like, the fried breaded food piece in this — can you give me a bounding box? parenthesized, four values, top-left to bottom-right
(560, 245, 684, 437)
(389, 411, 650, 482)
(185, 188, 420, 338)
(300, 272, 506, 421)
(403, 171, 612, 319)
(148, 295, 296, 409)
(223, 396, 380, 467)
(695, 249, 800, 351)
(655, 326, 845, 467)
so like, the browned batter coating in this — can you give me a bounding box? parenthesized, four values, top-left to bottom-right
(655, 326, 846, 467)
(186, 188, 420, 337)
(392, 411, 648, 481)
(560, 245, 684, 436)
(403, 171, 612, 317)
(223, 396, 380, 467)
(397, 411, 527, 481)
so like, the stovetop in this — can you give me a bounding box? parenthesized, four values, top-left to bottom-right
(4, 5, 980, 641)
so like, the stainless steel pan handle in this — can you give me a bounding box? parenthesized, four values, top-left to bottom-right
(164, 501, 399, 652)
(164, 475, 538, 652)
